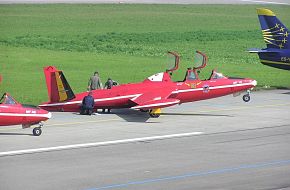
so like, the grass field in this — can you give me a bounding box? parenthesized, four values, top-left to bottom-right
(0, 4, 290, 104)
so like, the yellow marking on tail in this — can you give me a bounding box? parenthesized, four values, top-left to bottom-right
(257, 8, 275, 16)
(55, 72, 68, 102)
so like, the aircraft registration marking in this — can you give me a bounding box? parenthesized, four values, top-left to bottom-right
(281, 57, 290, 62)
(25, 110, 36, 114)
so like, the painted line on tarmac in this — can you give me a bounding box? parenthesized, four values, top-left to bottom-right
(86, 159, 290, 190)
(240, 0, 290, 5)
(0, 132, 203, 157)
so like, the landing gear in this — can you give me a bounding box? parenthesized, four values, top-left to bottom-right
(243, 91, 251, 102)
(32, 122, 43, 136)
(33, 127, 42, 136)
(149, 108, 161, 118)
(149, 112, 160, 118)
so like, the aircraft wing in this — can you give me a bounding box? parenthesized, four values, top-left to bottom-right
(130, 88, 179, 110)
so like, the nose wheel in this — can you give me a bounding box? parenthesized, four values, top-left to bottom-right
(32, 123, 43, 136)
(242, 91, 251, 102)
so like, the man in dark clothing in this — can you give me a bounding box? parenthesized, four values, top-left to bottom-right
(102, 78, 119, 113)
(80, 91, 95, 115)
(104, 78, 118, 89)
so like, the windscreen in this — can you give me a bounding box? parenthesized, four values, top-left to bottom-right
(193, 51, 204, 69)
(166, 52, 177, 72)
(0, 93, 17, 105)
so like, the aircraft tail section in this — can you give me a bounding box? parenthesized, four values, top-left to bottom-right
(257, 8, 289, 49)
(43, 66, 75, 103)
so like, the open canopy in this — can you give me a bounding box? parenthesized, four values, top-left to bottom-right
(0, 93, 18, 105)
(192, 51, 207, 70)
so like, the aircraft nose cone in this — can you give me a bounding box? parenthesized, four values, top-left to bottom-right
(47, 112, 52, 119)
(251, 80, 257, 86)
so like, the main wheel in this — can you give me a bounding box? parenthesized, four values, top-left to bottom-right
(243, 94, 250, 102)
(149, 113, 160, 118)
(33, 127, 42, 136)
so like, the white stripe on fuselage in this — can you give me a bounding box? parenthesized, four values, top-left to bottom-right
(172, 82, 255, 94)
(39, 94, 141, 107)
(0, 112, 51, 118)
(39, 82, 255, 107)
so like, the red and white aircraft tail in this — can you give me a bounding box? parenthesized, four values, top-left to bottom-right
(43, 66, 75, 103)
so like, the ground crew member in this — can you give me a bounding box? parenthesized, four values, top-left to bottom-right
(80, 91, 94, 115)
(104, 78, 118, 89)
(102, 78, 119, 113)
(88, 71, 103, 91)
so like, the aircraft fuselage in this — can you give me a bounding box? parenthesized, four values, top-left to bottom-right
(258, 49, 290, 70)
(39, 76, 256, 112)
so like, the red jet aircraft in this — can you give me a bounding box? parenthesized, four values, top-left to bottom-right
(39, 51, 257, 117)
(0, 93, 51, 136)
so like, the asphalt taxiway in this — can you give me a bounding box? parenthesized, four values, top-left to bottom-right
(0, 89, 290, 190)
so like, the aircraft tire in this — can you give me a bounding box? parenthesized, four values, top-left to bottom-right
(33, 127, 42, 136)
(149, 113, 160, 118)
(243, 94, 250, 102)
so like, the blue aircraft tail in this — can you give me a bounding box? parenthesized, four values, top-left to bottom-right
(257, 8, 289, 50)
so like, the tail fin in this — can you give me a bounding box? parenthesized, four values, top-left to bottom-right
(257, 8, 289, 49)
(43, 66, 75, 103)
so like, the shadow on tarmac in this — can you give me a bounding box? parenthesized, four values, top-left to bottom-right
(282, 91, 290, 95)
(0, 132, 33, 136)
(114, 109, 153, 123)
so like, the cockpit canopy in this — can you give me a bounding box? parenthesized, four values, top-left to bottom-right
(147, 51, 224, 83)
(209, 70, 227, 80)
(0, 93, 18, 105)
(182, 51, 208, 82)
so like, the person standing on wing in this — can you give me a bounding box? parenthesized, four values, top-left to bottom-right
(102, 77, 119, 113)
(88, 71, 103, 91)
(104, 77, 118, 89)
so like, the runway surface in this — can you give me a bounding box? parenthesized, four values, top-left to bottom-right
(0, 89, 290, 190)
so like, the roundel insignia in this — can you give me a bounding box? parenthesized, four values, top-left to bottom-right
(203, 84, 210, 93)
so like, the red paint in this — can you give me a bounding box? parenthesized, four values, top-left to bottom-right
(39, 52, 257, 114)
(0, 93, 51, 127)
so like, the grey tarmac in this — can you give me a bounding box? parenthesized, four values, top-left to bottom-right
(0, 89, 290, 190)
